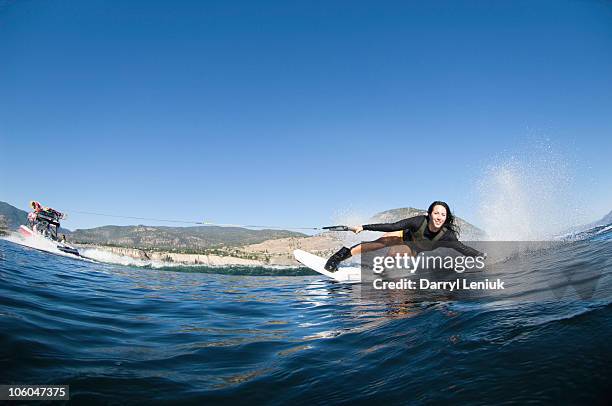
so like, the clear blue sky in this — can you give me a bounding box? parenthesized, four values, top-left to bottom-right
(1, 0, 611, 231)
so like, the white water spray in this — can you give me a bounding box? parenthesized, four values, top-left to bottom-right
(2, 231, 75, 258)
(476, 143, 587, 240)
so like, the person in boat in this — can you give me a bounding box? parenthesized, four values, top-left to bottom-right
(29, 201, 64, 220)
(28, 201, 44, 230)
(28, 201, 65, 238)
(30, 200, 44, 213)
(324, 201, 484, 272)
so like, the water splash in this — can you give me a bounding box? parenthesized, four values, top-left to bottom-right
(2, 231, 75, 258)
(78, 247, 168, 268)
(476, 142, 586, 240)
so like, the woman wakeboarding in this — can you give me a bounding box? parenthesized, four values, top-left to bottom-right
(324, 201, 484, 272)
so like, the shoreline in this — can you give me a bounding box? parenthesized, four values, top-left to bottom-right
(75, 244, 289, 266)
(74, 233, 342, 267)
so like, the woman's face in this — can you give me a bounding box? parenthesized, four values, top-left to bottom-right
(429, 205, 447, 230)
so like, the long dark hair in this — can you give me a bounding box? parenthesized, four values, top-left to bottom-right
(427, 201, 460, 236)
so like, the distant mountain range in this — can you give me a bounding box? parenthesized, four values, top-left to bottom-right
(69, 225, 306, 252)
(0, 201, 28, 229)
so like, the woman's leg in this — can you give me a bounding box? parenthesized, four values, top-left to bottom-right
(349, 231, 404, 256)
(325, 231, 407, 272)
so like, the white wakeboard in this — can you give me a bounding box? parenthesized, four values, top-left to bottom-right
(294, 249, 361, 283)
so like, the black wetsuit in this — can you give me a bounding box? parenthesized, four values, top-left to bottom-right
(363, 215, 482, 257)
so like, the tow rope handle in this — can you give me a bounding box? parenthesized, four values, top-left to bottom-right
(322, 225, 350, 231)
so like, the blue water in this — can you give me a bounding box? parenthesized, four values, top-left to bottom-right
(1, 229, 611, 404)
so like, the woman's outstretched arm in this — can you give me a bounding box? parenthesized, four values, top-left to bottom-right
(362, 216, 423, 233)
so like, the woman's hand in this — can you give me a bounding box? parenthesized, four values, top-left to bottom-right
(349, 225, 364, 234)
